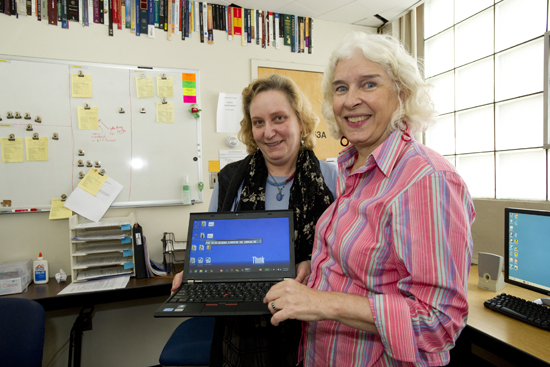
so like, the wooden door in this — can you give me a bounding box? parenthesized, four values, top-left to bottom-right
(257, 67, 342, 161)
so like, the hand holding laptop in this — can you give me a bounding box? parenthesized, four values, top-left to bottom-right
(295, 260, 312, 285)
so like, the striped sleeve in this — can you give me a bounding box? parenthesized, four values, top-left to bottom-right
(370, 170, 475, 364)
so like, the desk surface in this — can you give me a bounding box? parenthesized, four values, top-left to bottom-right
(468, 265, 550, 363)
(2, 276, 173, 311)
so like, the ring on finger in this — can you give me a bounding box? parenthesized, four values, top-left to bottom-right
(271, 302, 279, 312)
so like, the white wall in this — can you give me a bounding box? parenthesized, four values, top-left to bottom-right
(0, 14, 371, 367)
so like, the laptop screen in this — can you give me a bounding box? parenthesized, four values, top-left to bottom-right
(183, 210, 296, 282)
(505, 207, 550, 296)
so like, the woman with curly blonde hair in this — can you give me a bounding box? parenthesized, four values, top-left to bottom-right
(172, 74, 337, 367)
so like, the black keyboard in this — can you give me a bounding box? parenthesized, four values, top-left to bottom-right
(484, 293, 550, 331)
(170, 282, 276, 303)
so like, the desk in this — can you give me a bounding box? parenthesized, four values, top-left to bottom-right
(2, 276, 173, 311)
(457, 265, 550, 366)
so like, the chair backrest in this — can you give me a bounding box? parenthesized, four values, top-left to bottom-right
(159, 317, 215, 367)
(0, 298, 46, 367)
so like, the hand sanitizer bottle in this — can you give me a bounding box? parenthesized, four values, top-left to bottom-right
(33, 252, 49, 284)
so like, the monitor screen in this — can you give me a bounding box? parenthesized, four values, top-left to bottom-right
(505, 208, 550, 296)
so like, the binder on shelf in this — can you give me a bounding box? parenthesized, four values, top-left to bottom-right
(133, 223, 147, 278)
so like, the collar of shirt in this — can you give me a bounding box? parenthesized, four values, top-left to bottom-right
(337, 129, 412, 178)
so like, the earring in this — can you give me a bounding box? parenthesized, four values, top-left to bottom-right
(340, 136, 349, 147)
(400, 121, 412, 142)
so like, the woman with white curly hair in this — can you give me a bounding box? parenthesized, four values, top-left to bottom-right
(265, 32, 476, 367)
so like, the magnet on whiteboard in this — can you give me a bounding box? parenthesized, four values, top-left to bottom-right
(140, 107, 146, 113)
(225, 136, 239, 148)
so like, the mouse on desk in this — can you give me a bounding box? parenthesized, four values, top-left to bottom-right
(533, 297, 550, 306)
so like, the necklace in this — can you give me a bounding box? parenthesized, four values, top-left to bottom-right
(267, 171, 296, 201)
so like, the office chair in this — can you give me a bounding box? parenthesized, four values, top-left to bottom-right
(159, 317, 215, 367)
(0, 298, 46, 367)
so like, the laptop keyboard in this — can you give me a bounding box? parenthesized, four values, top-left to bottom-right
(484, 293, 550, 331)
(170, 282, 277, 303)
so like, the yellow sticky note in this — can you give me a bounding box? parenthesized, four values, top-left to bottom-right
(49, 199, 73, 220)
(78, 168, 108, 196)
(77, 106, 99, 130)
(156, 102, 174, 123)
(182, 88, 196, 96)
(136, 76, 154, 98)
(208, 160, 220, 172)
(156, 77, 174, 98)
(71, 74, 93, 98)
(25, 137, 48, 161)
(1, 138, 24, 163)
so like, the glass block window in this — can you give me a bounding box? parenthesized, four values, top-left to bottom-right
(423, 0, 549, 200)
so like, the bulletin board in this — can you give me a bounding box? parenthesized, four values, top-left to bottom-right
(0, 55, 203, 210)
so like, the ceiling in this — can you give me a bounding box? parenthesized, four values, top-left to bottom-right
(215, 0, 423, 28)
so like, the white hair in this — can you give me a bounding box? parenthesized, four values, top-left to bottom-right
(321, 32, 437, 139)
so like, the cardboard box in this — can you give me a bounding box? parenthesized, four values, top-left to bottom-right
(0, 259, 32, 295)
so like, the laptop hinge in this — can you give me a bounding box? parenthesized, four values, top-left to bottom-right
(283, 278, 292, 281)
(187, 280, 194, 284)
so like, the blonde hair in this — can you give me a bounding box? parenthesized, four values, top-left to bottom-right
(238, 74, 319, 155)
(321, 32, 436, 139)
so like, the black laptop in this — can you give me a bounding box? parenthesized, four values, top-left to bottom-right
(154, 210, 296, 317)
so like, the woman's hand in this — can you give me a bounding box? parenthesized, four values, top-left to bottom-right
(264, 279, 327, 326)
(295, 260, 312, 285)
(264, 279, 379, 334)
(171, 271, 183, 294)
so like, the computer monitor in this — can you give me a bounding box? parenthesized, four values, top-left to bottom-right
(505, 208, 550, 296)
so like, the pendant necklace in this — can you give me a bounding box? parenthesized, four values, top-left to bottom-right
(267, 171, 296, 201)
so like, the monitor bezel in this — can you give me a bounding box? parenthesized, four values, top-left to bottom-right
(504, 207, 550, 296)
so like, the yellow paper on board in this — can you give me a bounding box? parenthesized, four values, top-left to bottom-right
(1, 138, 24, 163)
(136, 76, 154, 98)
(77, 106, 99, 130)
(156, 77, 174, 98)
(49, 198, 73, 220)
(77, 168, 108, 196)
(25, 137, 48, 161)
(156, 102, 174, 123)
(182, 88, 196, 96)
(208, 160, 220, 172)
(71, 74, 93, 98)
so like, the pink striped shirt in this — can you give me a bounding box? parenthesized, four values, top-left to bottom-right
(303, 129, 475, 366)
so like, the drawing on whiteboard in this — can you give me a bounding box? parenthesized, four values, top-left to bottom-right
(91, 121, 127, 143)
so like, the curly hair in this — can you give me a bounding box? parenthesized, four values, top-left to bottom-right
(238, 74, 319, 155)
(321, 32, 436, 139)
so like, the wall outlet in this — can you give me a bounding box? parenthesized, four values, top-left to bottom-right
(209, 173, 218, 189)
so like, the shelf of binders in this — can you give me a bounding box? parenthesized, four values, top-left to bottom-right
(69, 212, 137, 282)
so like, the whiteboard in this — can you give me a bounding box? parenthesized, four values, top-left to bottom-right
(0, 55, 203, 210)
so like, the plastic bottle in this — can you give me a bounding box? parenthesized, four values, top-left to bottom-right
(33, 252, 49, 284)
(182, 175, 192, 205)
